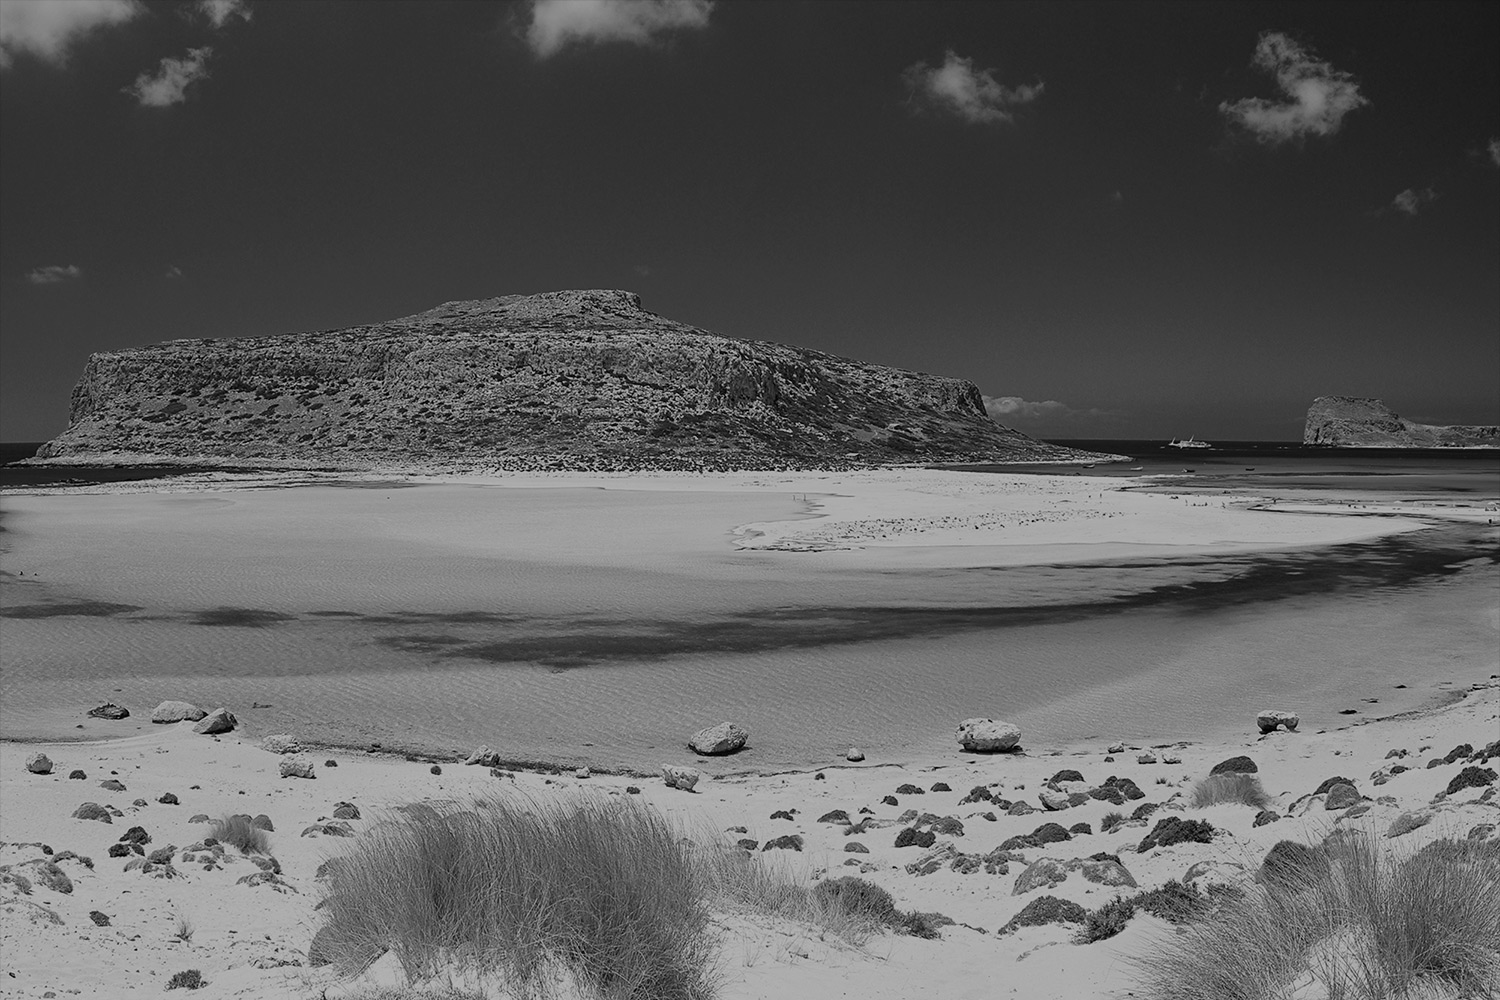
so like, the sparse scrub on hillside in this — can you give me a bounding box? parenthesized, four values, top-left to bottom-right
(1131, 835, 1500, 999)
(211, 814, 269, 855)
(1190, 773, 1272, 810)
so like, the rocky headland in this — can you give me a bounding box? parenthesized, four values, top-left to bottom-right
(1303, 396, 1500, 449)
(34, 290, 1104, 472)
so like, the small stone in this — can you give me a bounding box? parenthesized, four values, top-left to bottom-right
(158, 792, 179, 805)
(100, 779, 126, 792)
(429, 765, 442, 776)
(68, 769, 86, 780)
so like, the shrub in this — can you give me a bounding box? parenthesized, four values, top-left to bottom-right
(1031, 822, 1071, 845)
(1100, 811, 1125, 833)
(1048, 769, 1085, 785)
(314, 793, 716, 999)
(810, 877, 897, 924)
(761, 835, 803, 853)
(816, 809, 850, 824)
(1190, 773, 1272, 810)
(1078, 897, 1136, 943)
(211, 815, 270, 855)
(893, 827, 935, 849)
(165, 970, 204, 990)
(1131, 835, 1500, 1000)
(1138, 817, 1215, 852)
(998, 894, 1086, 934)
(894, 784, 925, 795)
(1447, 766, 1497, 796)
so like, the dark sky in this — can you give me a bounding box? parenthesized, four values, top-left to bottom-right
(3, 0, 1498, 442)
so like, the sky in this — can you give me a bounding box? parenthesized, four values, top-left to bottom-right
(2, 0, 1498, 443)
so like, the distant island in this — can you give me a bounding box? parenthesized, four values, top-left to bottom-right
(33, 289, 1111, 472)
(1303, 396, 1500, 449)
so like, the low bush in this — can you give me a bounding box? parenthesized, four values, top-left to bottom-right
(999, 894, 1087, 934)
(211, 815, 270, 855)
(1132, 835, 1500, 999)
(1100, 811, 1126, 833)
(165, 970, 204, 990)
(1447, 766, 1497, 796)
(1189, 773, 1272, 810)
(1138, 817, 1214, 852)
(1078, 897, 1136, 943)
(1077, 880, 1211, 944)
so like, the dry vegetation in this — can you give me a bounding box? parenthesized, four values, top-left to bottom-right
(1133, 835, 1500, 999)
(1190, 772, 1273, 810)
(210, 814, 270, 855)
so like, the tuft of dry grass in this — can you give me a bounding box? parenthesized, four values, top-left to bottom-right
(211, 814, 270, 855)
(1190, 772, 1273, 810)
(1132, 835, 1500, 999)
(316, 793, 716, 1000)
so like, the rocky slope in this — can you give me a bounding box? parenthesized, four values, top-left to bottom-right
(35, 290, 1104, 471)
(1303, 396, 1499, 449)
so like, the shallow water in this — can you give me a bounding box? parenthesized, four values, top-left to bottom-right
(2, 480, 1496, 771)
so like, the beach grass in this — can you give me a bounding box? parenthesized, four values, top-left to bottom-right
(1189, 773, 1273, 810)
(1132, 835, 1500, 999)
(211, 814, 270, 855)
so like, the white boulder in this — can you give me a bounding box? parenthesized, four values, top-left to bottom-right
(1257, 710, 1300, 734)
(151, 701, 205, 724)
(689, 722, 748, 756)
(955, 718, 1021, 753)
(661, 765, 701, 792)
(25, 753, 52, 775)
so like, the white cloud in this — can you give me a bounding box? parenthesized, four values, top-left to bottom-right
(903, 50, 1042, 125)
(1391, 187, 1436, 216)
(165, 265, 184, 279)
(0, 0, 140, 69)
(126, 46, 212, 107)
(1220, 32, 1368, 144)
(983, 395, 1116, 427)
(525, 0, 713, 58)
(1488, 138, 1500, 168)
(27, 264, 82, 284)
(196, 0, 251, 29)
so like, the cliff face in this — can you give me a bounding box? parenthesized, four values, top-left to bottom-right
(37, 289, 1099, 470)
(1303, 396, 1500, 449)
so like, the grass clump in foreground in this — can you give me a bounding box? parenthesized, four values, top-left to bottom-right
(1190, 772, 1272, 810)
(316, 794, 942, 1000)
(1132, 836, 1500, 999)
(210, 814, 270, 854)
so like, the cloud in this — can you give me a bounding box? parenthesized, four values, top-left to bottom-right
(165, 265, 184, 279)
(26, 264, 82, 284)
(1219, 32, 1368, 144)
(125, 46, 212, 107)
(525, 0, 713, 58)
(983, 395, 1117, 427)
(1391, 187, 1436, 216)
(902, 50, 1042, 125)
(0, 0, 140, 69)
(196, 0, 251, 29)
(1488, 138, 1500, 168)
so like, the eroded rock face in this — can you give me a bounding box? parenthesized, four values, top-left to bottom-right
(34, 290, 1108, 472)
(1303, 396, 1498, 449)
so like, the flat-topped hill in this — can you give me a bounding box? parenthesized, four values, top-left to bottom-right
(35, 290, 1102, 471)
(1303, 396, 1499, 449)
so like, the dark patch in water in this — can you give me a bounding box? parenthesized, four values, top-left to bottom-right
(377, 634, 472, 654)
(0, 601, 143, 619)
(191, 606, 296, 627)
(307, 610, 361, 617)
(359, 610, 519, 626)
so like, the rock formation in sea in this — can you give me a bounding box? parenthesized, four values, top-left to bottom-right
(1303, 396, 1499, 449)
(35, 289, 1108, 471)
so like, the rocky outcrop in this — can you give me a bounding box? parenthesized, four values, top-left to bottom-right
(35, 289, 1110, 471)
(1303, 397, 1499, 449)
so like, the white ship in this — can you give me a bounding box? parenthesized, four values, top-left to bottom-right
(1167, 436, 1212, 449)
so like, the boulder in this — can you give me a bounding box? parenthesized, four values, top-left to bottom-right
(192, 708, 237, 735)
(24, 753, 52, 775)
(151, 701, 205, 724)
(688, 722, 748, 756)
(1012, 857, 1071, 895)
(1257, 710, 1299, 734)
(331, 802, 360, 821)
(71, 802, 111, 823)
(279, 756, 315, 779)
(1038, 789, 1073, 811)
(1137, 753, 1158, 764)
(1209, 755, 1258, 776)
(260, 735, 301, 755)
(1253, 810, 1280, 827)
(1323, 783, 1361, 810)
(845, 748, 865, 762)
(463, 745, 501, 766)
(86, 703, 130, 720)
(661, 764, 700, 791)
(1079, 857, 1137, 888)
(955, 718, 1021, 753)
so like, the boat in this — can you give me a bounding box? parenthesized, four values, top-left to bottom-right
(1167, 436, 1212, 449)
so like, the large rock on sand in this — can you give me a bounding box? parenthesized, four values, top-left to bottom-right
(192, 708, 237, 735)
(689, 722, 748, 756)
(661, 765, 701, 791)
(279, 756, 316, 779)
(152, 701, 206, 724)
(956, 718, 1021, 753)
(25, 753, 53, 775)
(1257, 710, 1299, 734)
(86, 703, 130, 720)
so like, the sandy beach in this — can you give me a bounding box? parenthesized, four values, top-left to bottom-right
(2, 467, 1498, 998)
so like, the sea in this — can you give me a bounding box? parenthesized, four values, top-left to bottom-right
(2, 440, 1496, 771)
